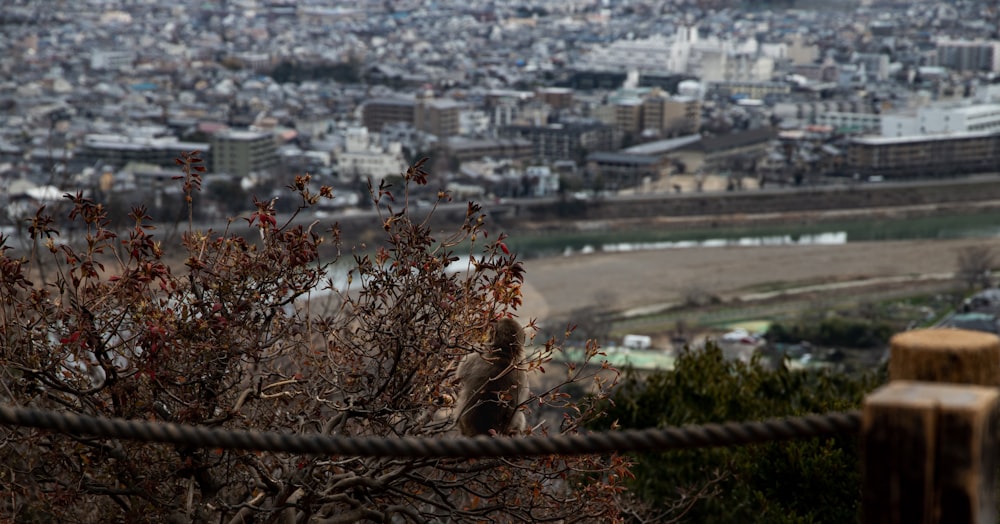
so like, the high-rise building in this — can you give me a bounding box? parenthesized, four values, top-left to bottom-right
(661, 96, 702, 135)
(500, 122, 614, 162)
(614, 99, 644, 135)
(484, 90, 533, 127)
(210, 130, 278, 178)
(598, 89, 702, 138)
(362, 98, 417, 132)
(936, 39, 1000, 73)
(415, 98, 466, 138)
(536, 87, 574, 110)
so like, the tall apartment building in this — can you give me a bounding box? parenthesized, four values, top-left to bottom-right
(936, 39, 1000, 73)
(78, 134, 210, 170)
(644, 95, 702, 135)
(536, 87, 574, 110)
(724, 54, 775, 83)
(614, 99, 644, 135)
(210, 130, 278, 178)
(665, 97, 702, 135)
(786, 34, 819, 66)
(485, 90, 533, 127)
(597, 88, 702, 138)
(500, 122, 614, 162)
(362, 98, 417, 132)
(642, 97, 665, 134)
(854, 53, 891, 82)
(415, 98, 465, 137)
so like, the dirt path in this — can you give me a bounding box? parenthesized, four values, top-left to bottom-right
(516, 237, 1000, 323)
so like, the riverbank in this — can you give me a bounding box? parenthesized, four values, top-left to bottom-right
(507, 198, 1000, 236)
(501, 175, 1000, 228)
(515, 236, 1000, 327)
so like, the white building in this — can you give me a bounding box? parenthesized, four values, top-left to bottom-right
(582, 28, 773, 83)
(677, 80, 705, 99)
(786, 34, 820, 66)
(335, 127, 407, 184)
(815, 112, 882, 133)
(582, 26, 719, 75)
(760, 42, 788, 61)
(582, 33, 689, 74)
(725, 54, 774, 83)
(90, 50, 135, 71)
(881, 112, 920, 137)
(881, 103, 1000, 137)
(854, 53, 891, 83)
(525, 166, 559, 197)
(459, 109, 491, 137)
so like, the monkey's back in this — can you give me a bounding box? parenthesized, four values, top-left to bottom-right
(458, 367, 524, 436)
(456, 318, 529, 436)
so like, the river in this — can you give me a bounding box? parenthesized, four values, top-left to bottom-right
(505, 209, 1000, 259)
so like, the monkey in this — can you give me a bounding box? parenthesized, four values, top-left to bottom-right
(455, 318, 529, 437)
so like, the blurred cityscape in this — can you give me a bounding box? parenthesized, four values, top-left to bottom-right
(2, 0, 1000, 225)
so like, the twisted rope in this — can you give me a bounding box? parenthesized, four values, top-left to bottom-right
(0, 405, 860, 458)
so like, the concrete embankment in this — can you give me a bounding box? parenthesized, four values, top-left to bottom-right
(328, 176, 1000, 244)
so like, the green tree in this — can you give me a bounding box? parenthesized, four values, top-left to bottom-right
(205, 176, 250, 216)
(596, 344, 884, 523)
(0, 156, 629, 522)
(269, 58, 362, 84)
(956, 245, 996, 290)
(768, 316, 894, 349)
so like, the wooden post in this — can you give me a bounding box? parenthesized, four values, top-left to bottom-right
(862, 329, 1000, 523)
(889, 329, 1000, 386)
(863, 382, 999, 524)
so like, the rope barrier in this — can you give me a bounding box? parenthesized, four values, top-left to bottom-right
(0, 405, 861, 458)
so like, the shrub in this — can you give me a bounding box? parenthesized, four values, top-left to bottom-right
(768, 317, 893, 349)
(596, 344, 883, 523)
(0, 155, 629, 522)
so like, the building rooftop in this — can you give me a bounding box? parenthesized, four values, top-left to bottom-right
(442, 136, 532, 151)
(422, 98, 466, 110)
(586, 152, 660, 165)
(215, 130, 271, 141)
(852, 130, 998, 146)
(949, 103, 1000, 117)
(624, 134, 702, 155)
(365, 97, 417, 106)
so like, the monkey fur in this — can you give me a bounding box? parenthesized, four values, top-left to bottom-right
(456, 318, 528, 436)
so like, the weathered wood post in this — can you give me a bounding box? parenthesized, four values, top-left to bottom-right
(889, 329, 1000, 385)
(862, 328, 1000, 524)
